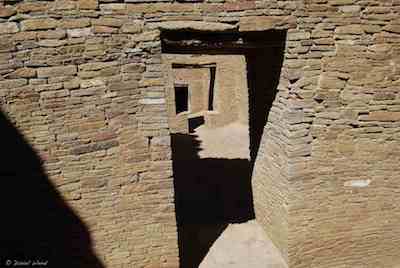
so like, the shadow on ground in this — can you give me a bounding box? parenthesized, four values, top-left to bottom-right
(0, 110, 104, 268)
(171, 133, 255, 268)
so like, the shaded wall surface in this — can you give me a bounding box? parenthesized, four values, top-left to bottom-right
(1, 0, 400, 268)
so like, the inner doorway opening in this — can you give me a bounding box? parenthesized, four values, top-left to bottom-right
(162, 29, 287, 268)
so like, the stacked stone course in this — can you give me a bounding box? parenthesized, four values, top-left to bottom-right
(1, 0, 399, 267)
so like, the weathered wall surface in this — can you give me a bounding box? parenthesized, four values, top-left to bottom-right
(1, 0, 400, 267)
(286, 1, 400, 267)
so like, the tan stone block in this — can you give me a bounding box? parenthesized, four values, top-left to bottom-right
(16, 2, 48, 13)
(67, 28, 92, 38)
(122, 63, 145, 73)
(335, 24, 364, 35)
(362, 24, 381, 34)
(121, 21, 144, 33)
(288, 31, 311, 41)
(239, 16, 296, 31)
(5, 68, 36, 79)
(318, 74, 346, 89)
(0, 79, 27, 89)
(60, 18, 91, 29)
(329, 0, 354, 5)
(78, 0, 98, 10)
(152, 21, 236, 32)
(0, 22, 19, 34)
(0, 7, 16, 18)
(93, 25, 118, 34)
(21, 19, 59, 31)
(383, 24, 400, 34)
(361, 111, 400, 122)
(13, 31, 37, 41)
(79, 61, 119, 71)
(50, 0, 77, 10)
(92, 18, 124, 27)
(38, 39, 67, 47)
(37, 65, 77, 78)
(38, 29, 66, 40)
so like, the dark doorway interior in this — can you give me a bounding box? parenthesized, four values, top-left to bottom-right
(175, 85, 189, 114)
(162, 29, 286, 268)
(188, 116, 205, 133)
(208, 66, 216, 111)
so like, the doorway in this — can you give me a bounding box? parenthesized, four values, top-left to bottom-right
(162, 29, 287, 268)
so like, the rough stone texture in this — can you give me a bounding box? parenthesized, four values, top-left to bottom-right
(0, 0, 399, 268)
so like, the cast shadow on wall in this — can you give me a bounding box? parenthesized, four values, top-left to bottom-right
(0, 110, 104, 268)
(171, 133, 255, 268)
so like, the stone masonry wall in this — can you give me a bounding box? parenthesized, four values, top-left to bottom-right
(1, 0, 400, 267)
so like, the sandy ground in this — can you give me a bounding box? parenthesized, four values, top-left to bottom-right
(200, 220, 287, 268)
(194, 123, 250, 159)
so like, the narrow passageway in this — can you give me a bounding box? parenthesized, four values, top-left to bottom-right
(172, 123, 287, 268)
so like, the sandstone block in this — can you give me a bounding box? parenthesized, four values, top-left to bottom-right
(288, 31, 311, 41)
(60, 18, 91, 29)
(360, 111, 400, 122)
(21, 19, 58, 31)
(121, 21, 144, 33)
(40, 89, 70, 99)
(71, 141, 119, 155)
(319, 74, 346, 89)
(6, 68, 36, 79)
(0, 22, 19, 35)
(0, 7, 16, 18)
(67, 28, 92, 38)
(37, 65, 77, 78)
(38, 40, 67, 47)
(329, 0, 354, 5)
(93, 25, 118, 34)
(79, 61, 119, 71)
(38, 30, 66, 40)
(335, 24, 364, 35)
(373, 92, 396, 101)
(92, 18, 124, 27)
(339, 5, 360, 13)
(363, 24, 381, 34)
(383, 25, 400, 34)
(239, 16, 296, 31)
(122, 63, 145, 73)
(152, 21, 237, 32)
(79, 0, 98, 10)
(0, 79, 27, 89)
(16, 2, 48, 13)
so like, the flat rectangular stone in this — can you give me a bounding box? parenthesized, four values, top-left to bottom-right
(239, 16, 296, 31)
(139, 98, 165, 105)
(0, 79, 27, 89)
(67, 28, 92, 38)
(92, 18, 124, 27)
(0, 22, 19, 34)
(21, 19, 59, 31)
(37, 65, 77, 78)
(60, 18, 91, 29)
(78, 0, 98, 9)
(360, 111, 400, 122)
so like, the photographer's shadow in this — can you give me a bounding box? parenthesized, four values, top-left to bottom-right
(0, 110, 104, 268)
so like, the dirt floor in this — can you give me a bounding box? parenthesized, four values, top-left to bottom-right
(200, 220, 287, 268)
(172, 123, 287, 268)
